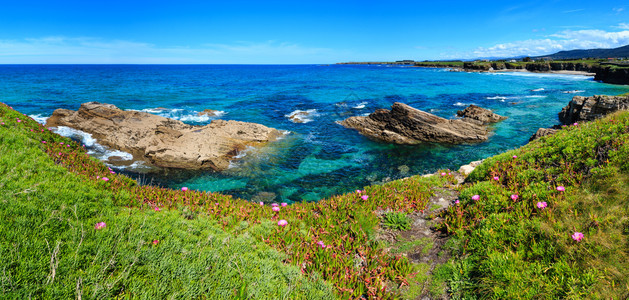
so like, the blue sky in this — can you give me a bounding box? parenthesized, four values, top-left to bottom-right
(0, 0, 628, 63)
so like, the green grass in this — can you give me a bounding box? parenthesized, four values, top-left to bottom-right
(0, 104, 333, 299)
(437, 112, 629, 299)
(3, 101, 629, 299)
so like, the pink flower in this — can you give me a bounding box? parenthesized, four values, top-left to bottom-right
(278, 220, 288, 227)
(259, 202, 264, 206)
(510, 194, 519, 201)
(152, 240, 159, 245)
(67, 145, 70, 147)
(181, 187, 188, 192)
(154, 206, 161, 212)
(441, 172, 446, 176)
(60, 142, 63, 145)
(316, 241, 326, 248)
(102, 177, 109, 182)
(471, 195, 480, 201)
(41, 141, 46, 144)
(573, 122, 578, 126)
(281, 202, 288, 207)
(536, 202, 547, 209)
(454, 200, 460, 204)
(361, 195, 369, 200)
(448, 172, 451, 175)
(94, 222, 106, 230)
(271, 203, 279, 207)
(272, 206, 280, 212)
(513, 155, 517, 159)
(493, 176, 499, 181)
(556, 186, 565, 192)
(16, 119, 21, 123)
(110, 171, 115, 174)
(571, 232, 584, 242)
(356, 189, 361, 193)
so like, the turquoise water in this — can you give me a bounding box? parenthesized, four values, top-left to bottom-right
(2, 65, 627, 202)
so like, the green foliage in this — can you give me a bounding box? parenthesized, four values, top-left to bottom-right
(382, 211, 412, 231)
(0, 104, 333, 299)
(438, 112, 629, 299)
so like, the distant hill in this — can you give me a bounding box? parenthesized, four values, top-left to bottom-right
(533, 44, 629, 60)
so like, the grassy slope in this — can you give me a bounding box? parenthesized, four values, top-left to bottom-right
(2, 100, 628, 299)
(437, 112, 629, 299)
(0, 105, 333, 299)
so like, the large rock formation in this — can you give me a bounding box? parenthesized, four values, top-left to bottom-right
(339, 102, 505, 144)
(45, 102, 282, 171)
(558, 95, 629, 124)
(457, 104, 508, 125)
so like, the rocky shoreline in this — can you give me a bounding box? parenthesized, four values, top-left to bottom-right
(45, 102, 283, 171)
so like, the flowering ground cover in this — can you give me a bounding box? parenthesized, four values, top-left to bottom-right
(1, 101, 628, 299)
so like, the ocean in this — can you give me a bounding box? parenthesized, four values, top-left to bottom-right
(2, 64, 628, 202)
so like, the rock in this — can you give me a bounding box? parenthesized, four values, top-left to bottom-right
(458, 160, 484, 176)
(339, 102, 492, 144)
(45, 102, 282, 171)
(198, 109, 219, 117)
(529, 128, 558, 141)
(457, 105, 507, 125)
(558, 95, 629, 124)
(286, 110, 312, 123)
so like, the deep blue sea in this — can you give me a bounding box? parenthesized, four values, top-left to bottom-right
(2, 65, 628, 202)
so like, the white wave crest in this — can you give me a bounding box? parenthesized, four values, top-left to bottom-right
(486, 96, 507, 101)
(453, 102, 469, 107)
(127, 108, 226, 123)
(563, 90, 585, 94)
(353, 102, 368, 109)
(286, 109, 319, 123)
(29, 114, 49, 125)
(52, 126, 98, 147)
(531, 88, 545, 92)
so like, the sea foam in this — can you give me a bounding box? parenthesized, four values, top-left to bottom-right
(286, 109, 319, 123)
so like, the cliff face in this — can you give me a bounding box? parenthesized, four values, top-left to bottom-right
(558, 95, 629, 124)
(461, 62, 629, 85)
(594, 66, 629, 84)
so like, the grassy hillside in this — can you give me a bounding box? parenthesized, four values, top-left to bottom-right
(437, 112, 629, 299)
(1, 101, 628, 299)
(0, 104, 333, 299)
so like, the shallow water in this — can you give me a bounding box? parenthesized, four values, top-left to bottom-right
(2, 64, 627, 202)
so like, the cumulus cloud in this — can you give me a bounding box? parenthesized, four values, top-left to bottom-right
(0, 37, 334, 64)
(463, 29, 629, 59)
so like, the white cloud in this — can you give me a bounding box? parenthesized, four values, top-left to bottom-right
(0, 37, 335, 64)
(456, 29, 629, 59)
(615, 23, 629, 30)
(613, 7, 625, 13)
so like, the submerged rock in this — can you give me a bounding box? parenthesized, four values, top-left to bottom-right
(558, 95, 629, 124)
(198, 109, 220, 117)
(46, 102, 282, 171)
(339, 102, 503, 144)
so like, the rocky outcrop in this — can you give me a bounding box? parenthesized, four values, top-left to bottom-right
(457, 105, 507, 125)
(46, 102, 282, 171)
(529, 128, 559, 141)
(594, 66, 629, 85)
(339, 103, 503, 144)
(558, 95, 629, 124)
